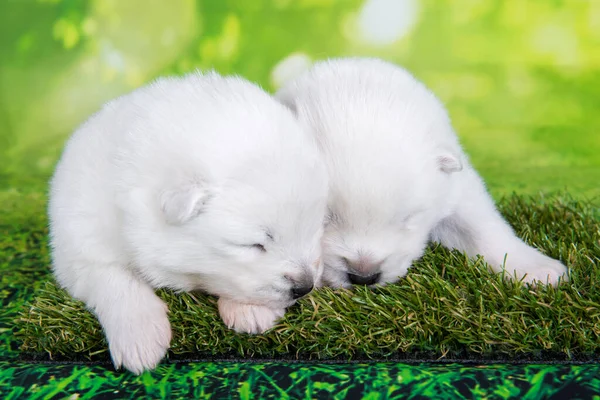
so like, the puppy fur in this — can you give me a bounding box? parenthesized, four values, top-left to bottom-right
(276, 57, 568, 288)
(49, 71, 328, 374)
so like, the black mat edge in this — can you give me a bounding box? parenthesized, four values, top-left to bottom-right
(17, 350, 600, 366)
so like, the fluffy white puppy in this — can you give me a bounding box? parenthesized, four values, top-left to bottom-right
(49, 71, 328, 374)
(276, 57, 567, 288)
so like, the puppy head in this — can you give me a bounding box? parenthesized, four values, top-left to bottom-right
(158, 160, 328, 309)
(314, 148, 463, 288)
(275, 57, 464, 288)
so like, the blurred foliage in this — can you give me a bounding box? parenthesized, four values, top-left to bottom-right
(0, 0, 598, 198)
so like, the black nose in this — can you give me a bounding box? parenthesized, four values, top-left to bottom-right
(348, 272, 381, 285)
(291, 284, 314, 299)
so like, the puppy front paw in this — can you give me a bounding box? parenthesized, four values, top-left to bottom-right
(103, 297, 172, 375)
(217, 298, 285, 334)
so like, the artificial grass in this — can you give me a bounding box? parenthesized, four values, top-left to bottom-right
(14, 193, 600, 363)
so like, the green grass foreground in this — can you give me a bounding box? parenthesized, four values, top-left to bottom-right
(12, 193, 600, 363)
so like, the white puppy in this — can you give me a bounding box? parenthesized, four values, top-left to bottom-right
(49, 71, 328, 374)
(276, 57, 567, 288)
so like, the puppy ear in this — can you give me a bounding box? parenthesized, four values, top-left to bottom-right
(160, 183, 211, 225)
(436, 148, 463, 174)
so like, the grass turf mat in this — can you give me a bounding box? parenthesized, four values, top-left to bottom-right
(13, 193, 600, 364)
(4, 361, 600, 399)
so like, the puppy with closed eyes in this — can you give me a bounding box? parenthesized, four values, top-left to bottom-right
(49, 71, 328, 374)
(276, 57, 567, 288)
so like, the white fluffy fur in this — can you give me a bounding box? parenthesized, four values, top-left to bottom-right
(49, 71, 328, 374)
(276, 57, 568, 288)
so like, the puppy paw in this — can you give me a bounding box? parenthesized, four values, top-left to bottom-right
(103, 297, 172, 375)
(217, 298, 285, 334)
(505, 255, 568, 287)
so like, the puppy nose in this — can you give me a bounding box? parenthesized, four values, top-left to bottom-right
(348, 272, 381, 285)
(344, 256, 385, 273)
(291, 284, 314, 299)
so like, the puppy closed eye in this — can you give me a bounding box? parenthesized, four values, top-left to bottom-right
(226, 241, 267, 254)
(251, 243, 267, 252)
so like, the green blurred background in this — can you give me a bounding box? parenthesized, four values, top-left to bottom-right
(0, 0, 598, 199)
